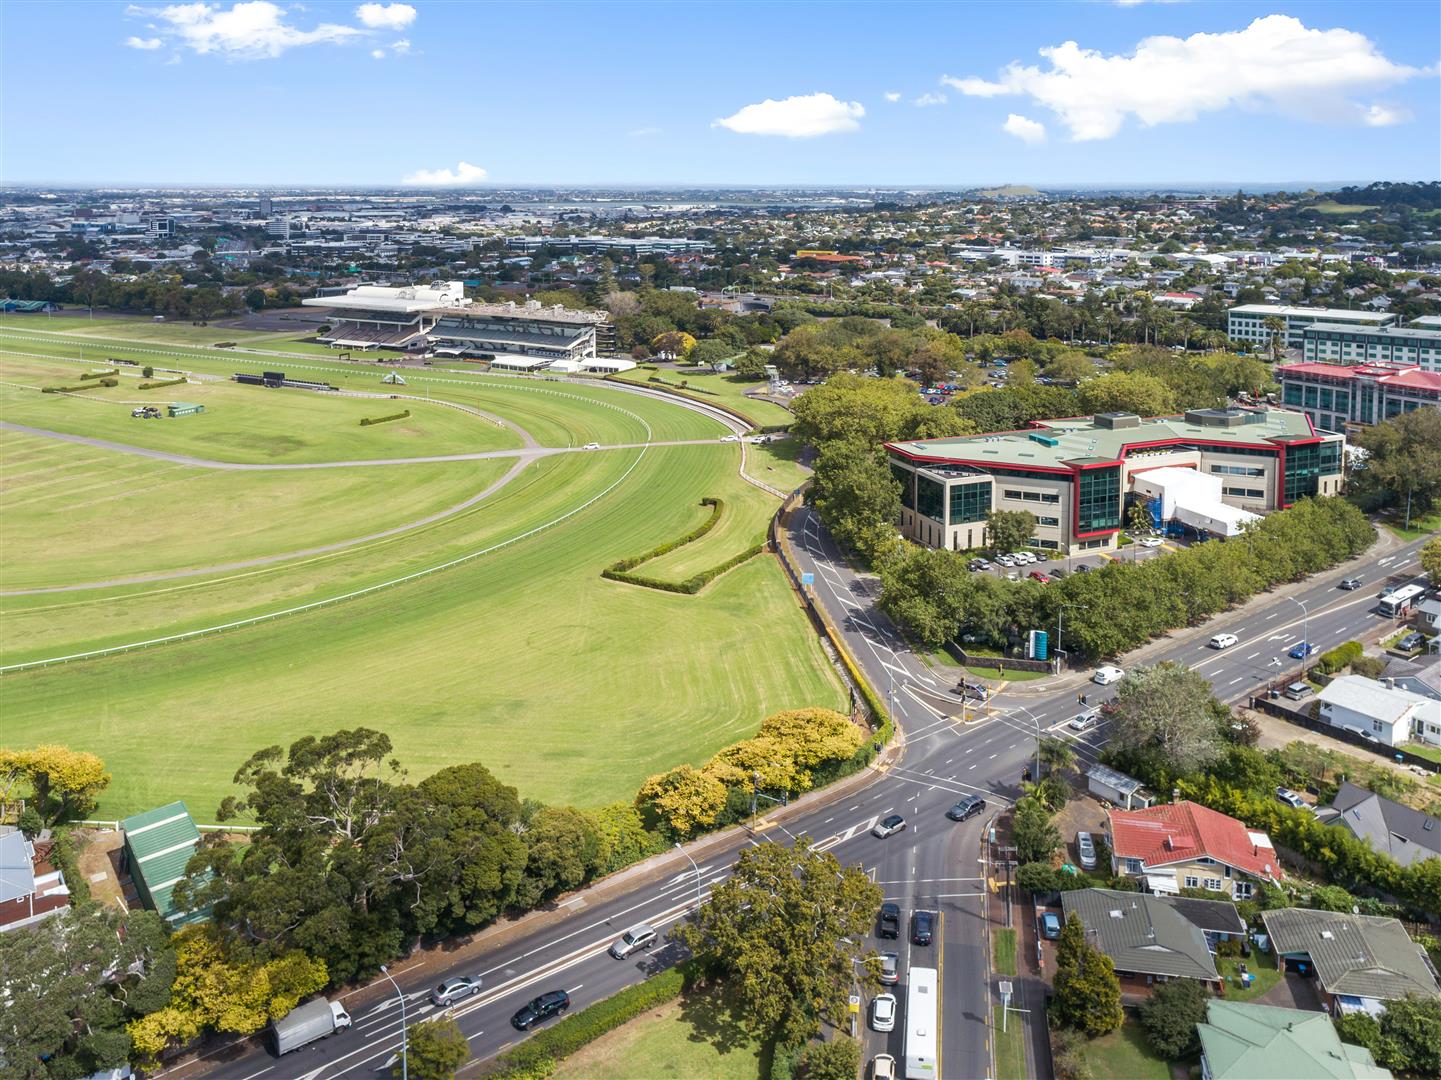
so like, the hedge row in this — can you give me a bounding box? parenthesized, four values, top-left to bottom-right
(360, 410, 411, 427)
(80, 368, 119, 380)
(138, 378, 187, 390)
(1317, 640, 1364, 675)
(646, 375, 720, 398)
(43, 379, 117, 393)
(606, 372, 776, 430)
(487, 965, 692, 1079)
(605, 541, 765, 595)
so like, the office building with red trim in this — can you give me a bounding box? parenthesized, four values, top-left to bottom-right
(885, 408, 1344, 554)
(1276, 360, 1441, 433)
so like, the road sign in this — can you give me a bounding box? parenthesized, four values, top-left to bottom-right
(801, 572, 814, 586)
(848, 994, 861, 1014)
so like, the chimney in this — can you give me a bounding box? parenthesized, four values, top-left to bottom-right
(1384, 678, 1395, 689)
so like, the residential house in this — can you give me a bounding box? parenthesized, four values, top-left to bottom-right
(1316, 675, 1441, 749)
(1058, 888, 1242, 993)
(1085, 763, 1154, 809)
(1198, 1000, 1392, 1080)
(1414, 597, 1441, 633)
(1261, 908, 1440, 1017)
(1107, 800, 1284, 900)
(1314, 781, 1441, 868)
(0, 827, 70, 932)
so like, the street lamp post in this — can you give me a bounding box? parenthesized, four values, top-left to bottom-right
(379, 964, 407, 1080)
(1287, 596, 1309, 651)
(675, 843, 703, 912)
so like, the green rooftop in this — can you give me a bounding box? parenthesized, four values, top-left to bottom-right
(121, 801, 210, 926)
(889, 408, 1325, 471)
(1198, 1000, 1391, 1080)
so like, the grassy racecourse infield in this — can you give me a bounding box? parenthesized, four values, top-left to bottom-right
(0, 316, 842, 819)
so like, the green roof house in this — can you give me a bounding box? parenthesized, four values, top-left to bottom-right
(120, 801, 210, 927)
(1198, 1000, 1391, 1080)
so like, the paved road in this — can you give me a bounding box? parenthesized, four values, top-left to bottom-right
(155, 517, 1434, 1080)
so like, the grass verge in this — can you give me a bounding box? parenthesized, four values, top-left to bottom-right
(993, 927, 1018, 977)
(1077, 1018, 1170, 1080)
(992, 1001, 1028, 1080)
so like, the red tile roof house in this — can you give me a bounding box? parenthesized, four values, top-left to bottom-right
(0, 828, 71, 932)
(1107, 801, 1284, 902)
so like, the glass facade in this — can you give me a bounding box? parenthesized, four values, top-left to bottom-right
(1282, 441, 1339, 503)
(1076, 466, 1122, 533)
(916, 475, 945, 522)
(892, 463, 914, 510)
(948, 482, 991, 525)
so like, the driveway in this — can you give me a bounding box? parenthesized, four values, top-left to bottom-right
(1255, 971, 1325, 1011)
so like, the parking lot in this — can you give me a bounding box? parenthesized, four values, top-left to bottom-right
(967, 534, 1185, 582)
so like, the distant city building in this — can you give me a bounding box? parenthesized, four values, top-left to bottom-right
(1227, 304, 1397, 349)
(265, 218, 291, 241)
(1301, 324, 1441, 372)
(503, 235, 712, 256)
(885, 408, 1343, 555)
(1275, 361, 1441, 431)
(258, 195, 273, 217)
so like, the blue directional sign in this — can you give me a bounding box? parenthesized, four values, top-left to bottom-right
(801, 572, 815, 587)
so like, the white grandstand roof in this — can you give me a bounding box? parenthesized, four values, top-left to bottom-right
(434, 301, 609, 325)
(303, 280, 471, 314)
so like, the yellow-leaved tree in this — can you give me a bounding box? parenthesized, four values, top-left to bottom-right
(2, 745, 111, 824)
(635, 764, 727, 838)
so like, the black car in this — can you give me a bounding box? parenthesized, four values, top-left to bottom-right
(878, 902, 901, 939)
(1398, 632, 1427, 652)
(946, 795, 987, 821)
(511, 990, 570, 1030)
(1075, 563, 1092, 573)
(911, 910, 934, 946)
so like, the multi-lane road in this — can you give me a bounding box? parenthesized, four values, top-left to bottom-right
(168, 513, 1432, 1080)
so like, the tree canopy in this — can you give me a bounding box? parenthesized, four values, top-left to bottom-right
(1107, 662, 1229, 779)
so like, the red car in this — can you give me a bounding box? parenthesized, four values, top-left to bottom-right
(1028, 570, 1052, 584)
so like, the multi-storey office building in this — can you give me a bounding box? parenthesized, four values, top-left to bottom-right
(1226, 304, 1396, 349)
(1300, 324, 1441, 372)
(1276, 361, 1441, 431)
(885, 409, 1344, 554)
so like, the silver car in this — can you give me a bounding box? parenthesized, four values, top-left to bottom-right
(1076, 831, 1097, 870)
(878, 951, 900, 985)
(430, 976, 483, 1006)
(609, 923, 657, 959)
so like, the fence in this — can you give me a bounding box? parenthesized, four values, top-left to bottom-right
(944, 641, 1057, 675)
(1248, 694, 1441, 774)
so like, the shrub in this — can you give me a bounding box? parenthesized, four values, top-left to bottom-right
(359, 409, 411, 427)
(43, 379, 117, 393)
(79, 368, 119, 380)
(1317, 641, 1363, 675)
(1139, 979, 1208, 1059)
(142, 365, 154, 378)
(1351, 654, 1387, 679)
(602, 501, 764, 594)
(139, 377, 187, 390)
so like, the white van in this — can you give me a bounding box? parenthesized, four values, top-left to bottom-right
(1092, 666, 1124, 685)
(1209, 633, 1239, 650)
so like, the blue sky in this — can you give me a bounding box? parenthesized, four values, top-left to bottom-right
(2, 1, 1437, 187)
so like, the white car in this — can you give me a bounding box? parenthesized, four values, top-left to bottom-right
(1076, 831, 1097, 870)
(1275, 787, 1307, 810)
(1209, 633, 1239, 650)
(582, 442, 601, 450)
(1092, 666, 1124, 685)
(1013, 552, 1035, 564)
(871, 1054, 897, 1080)
(870, 992, 897, 1033)
(996, 555, 1016, 567)
(1139, 537, 1164, 548)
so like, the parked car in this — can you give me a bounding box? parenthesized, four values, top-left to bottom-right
(1006, 571, 1021, 581)
(878, 902, 901, 939)
(871, 1054, 897, 1080)
(1075, 563, 1092, 573)
(609, 924, 657, 959)
(1283, 681, 1312, 700)
(430, 976, 484, 1007)
(1339, 577, 1363, 591)
(1139, 537, 1164, 548)
(946, 795, 987, 821)
(878, 952, 900, 986)
(1092, 666, 1124, 685)
(511, 990, 570, 1030)
(720, 434, 739, 442)
(1040, 912, 1062, 940)
(1076, 831, 1097, 870)
(1288, 641, 1319, 659)
(1275, 787, 1306, 810)
(1209, 633, 1239, 650)
(996, 555, 1016, 567)
(1029, 571, 1053, 584)
(1069, 711, 1098, 732)
(911, 910, 934, 946)
(870, 992, 897, 1033)
(872, 814, 907, 839)
(1397, 632, 1427, 652)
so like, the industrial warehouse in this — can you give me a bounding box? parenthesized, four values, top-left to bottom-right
(885, 408, 1347, 555)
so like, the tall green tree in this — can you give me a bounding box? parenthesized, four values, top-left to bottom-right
(1422, 536, 1441, 587)
(986, 509, 1038, 555)
(1012, 795, 1061, 865)
(1107, 663, 1228, 779)
(1051, 914, 1123, 1036)
(799, 1036, 861, 1080)
(399, 1017, 471, 1080)
(678, 839, 882, 1042)
(810, 441, 902, 558)
(1353, 409, 1441, 517)
(1139, 979, 1208, 1058)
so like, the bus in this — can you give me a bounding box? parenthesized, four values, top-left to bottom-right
(904, 966, 938, 1080)
(1379, 583, 1426, 618)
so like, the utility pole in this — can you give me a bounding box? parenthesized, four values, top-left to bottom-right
(998, 845, 1018, 928)
(674, 843, 702, 912)
(379, 965, 407, 1080)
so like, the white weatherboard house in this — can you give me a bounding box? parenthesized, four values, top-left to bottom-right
(1316, 675, 1441, 748)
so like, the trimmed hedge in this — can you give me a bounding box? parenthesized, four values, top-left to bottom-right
(79, 368, 119, 380)
(360, 409, 411, 427)
(1317, 640, 1364, 675)
(486, 964, 692, 1079)
(43, 379, 117, 393)
(606, 372, 781, 429)
(602, 499, 766, 594)
(138, 377, 187, 390)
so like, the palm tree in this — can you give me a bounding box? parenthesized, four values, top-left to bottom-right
(1038, 736, 1076, 777)
(1263, 316, 1287, 363)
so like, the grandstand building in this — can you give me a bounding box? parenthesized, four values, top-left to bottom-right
(886, 408, 1344, 555)
(301, 280, 471, 349)
(428, 300, 612, 367)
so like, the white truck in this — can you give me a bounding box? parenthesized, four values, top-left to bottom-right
(271, 998, 352, 1055)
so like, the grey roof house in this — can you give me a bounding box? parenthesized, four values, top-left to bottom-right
(1315, 781, 1441, 868)
(1059, 887, 1227, 986)
(1261, 908, 1440, 1016)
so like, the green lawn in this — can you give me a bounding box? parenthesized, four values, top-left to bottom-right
(1379, 510, 1441, 542)
(550, 993, 764, 1080)
(612, 367, 794, 427)
(1077, 1018, 1170, 1080)
(967, 664, 1049, 683)
(0, 430, 509, 589)
(748, 436, 810, 493)
(993, 928, 1018, 976)
(993, 1002, 1028, 1080)
(1311, 200, 1380, 215)
(1217, 947, 1281, 1002)
(1403, 742, 1441, 765)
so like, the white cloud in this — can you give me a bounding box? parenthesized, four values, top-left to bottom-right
(401, 161, 489, 187)
(125, 35, 164, 49)
(1002, 113, 1047, 144)
(371, 48, 385, 59)
(713, 92, 864, 138)
(125, 2, 363, 59)
(883, 91, 902, 103)
(913, 92, 948, 107)
(354, 3, 415, 30)
(1361, 103, 1409, 126)
(942, 15, 1426, 141)
(628, 126, 662, 137)
(390, 38, 410, 54)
